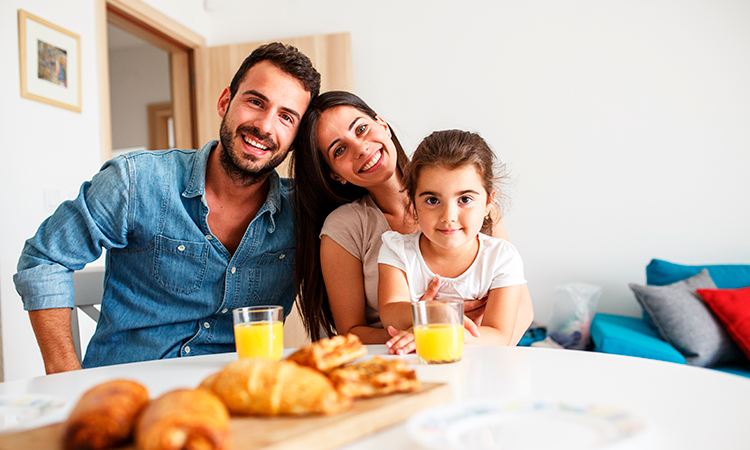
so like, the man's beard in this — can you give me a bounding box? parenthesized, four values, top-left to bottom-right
(218, 117, 288, 186)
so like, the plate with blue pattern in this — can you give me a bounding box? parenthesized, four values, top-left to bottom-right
(0, 394, 67, 432)
(407, 399, 650, 449)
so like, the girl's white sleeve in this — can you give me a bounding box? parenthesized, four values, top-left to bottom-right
(378, 231, 408, 273)
(489, 240, 527, 290)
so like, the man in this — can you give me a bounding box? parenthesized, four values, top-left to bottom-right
(13, 43, 321, 374)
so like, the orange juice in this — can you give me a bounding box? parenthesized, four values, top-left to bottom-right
(414, 323, 464, 363)
(234, 321, 283, 360)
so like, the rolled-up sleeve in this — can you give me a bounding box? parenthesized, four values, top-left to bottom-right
(14, 157, 132, 311)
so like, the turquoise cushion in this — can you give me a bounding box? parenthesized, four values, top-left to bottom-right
(590, 313, 686, 364)
(713, 365, 750, 379)
(646, 259, 750, 289)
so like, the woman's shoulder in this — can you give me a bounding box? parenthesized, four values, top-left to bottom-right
(325, 196, 383, 225)
(324, 197, 366, 226)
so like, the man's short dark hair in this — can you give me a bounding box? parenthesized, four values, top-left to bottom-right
(229, 42, 321, 101)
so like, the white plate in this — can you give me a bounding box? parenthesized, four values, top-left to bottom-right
(0, 394, 66, 432)
(407, 399, 649, 450)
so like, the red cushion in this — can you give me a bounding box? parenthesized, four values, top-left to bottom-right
(696, 287, 750, 360)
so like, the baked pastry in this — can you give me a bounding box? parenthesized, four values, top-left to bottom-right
(134, 389, 230, 450)
(200, 358, 351, 416)
(327, 356, 421, 398)
(286, 334, 367, 372)
(62, 379, 149, 450)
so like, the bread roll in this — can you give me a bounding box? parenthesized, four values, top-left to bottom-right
(63, 379, 149, 450)
(201, 358, 351, 416)
(135, 389, 230, 450)
(328, 356, 420, 398)
(286, 334, 367, 372)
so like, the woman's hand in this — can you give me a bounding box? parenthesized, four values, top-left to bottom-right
(463, 315, 481, 338)
(385, 326, 416, 355)
(463, 297, 487, 326)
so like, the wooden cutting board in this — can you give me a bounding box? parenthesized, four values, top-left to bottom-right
(0, 382, 450, 450)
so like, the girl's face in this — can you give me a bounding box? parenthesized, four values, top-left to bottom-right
(414, 165, 494, 253)
(315, 105, 399, 189)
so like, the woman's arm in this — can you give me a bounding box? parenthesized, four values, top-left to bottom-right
(320, 236, 390, 344)
(465, 285, 523, 345)
(490, 211, 534, 344)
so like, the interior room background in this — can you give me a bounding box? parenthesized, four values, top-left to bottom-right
(1, 0, 748, 381)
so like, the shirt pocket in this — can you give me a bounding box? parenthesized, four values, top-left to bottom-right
(153, 235, 209, 295)
(252, 248, 294, 304)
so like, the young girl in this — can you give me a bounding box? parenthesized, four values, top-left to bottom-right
(378, 129, 527, 346)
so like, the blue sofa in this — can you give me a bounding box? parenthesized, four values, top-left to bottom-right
(591, 313, 750, 377)
(590, 259, 750, 378)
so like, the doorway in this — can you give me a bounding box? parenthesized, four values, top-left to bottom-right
(108, 23, 173, 157)
(96, 0, 202, 162)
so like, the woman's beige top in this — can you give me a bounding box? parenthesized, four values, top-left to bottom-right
(320, 195, 389, 328)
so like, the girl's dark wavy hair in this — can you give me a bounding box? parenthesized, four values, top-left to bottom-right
(290, 91, 409, 340)
(403, 129, 510, 235)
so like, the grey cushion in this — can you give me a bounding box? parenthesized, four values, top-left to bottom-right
(630, 269, 744, 367)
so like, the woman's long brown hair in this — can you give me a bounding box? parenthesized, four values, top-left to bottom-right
(290, 91, 409, 340)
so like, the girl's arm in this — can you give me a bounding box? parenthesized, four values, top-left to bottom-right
(377, 263, 414, 332)
(465, 285, 523, 345)
(320, 236, 390, 344)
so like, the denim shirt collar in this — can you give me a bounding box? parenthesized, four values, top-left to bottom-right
(182, 140, 283, 232)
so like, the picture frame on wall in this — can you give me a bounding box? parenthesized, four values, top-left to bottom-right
(18, 9, 82, 113)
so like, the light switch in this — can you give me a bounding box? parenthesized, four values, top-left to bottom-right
(43, 187, 61, 212)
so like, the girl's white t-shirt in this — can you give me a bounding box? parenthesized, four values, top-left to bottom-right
(378, 231, 526, 302)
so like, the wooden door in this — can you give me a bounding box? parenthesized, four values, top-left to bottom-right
(193, 33, 353, 177)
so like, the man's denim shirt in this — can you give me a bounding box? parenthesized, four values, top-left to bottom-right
(14, 141, 295, 368)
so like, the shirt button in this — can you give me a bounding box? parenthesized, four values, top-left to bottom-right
(177, 245, 186, 251)
(206, 235, 213, 240)
(231, 267, 236, 274)
(184, 346, 191, 354)
(221, 308, 228, 314)
(279, 254, 285, 260)
(204, 322, 210, 329)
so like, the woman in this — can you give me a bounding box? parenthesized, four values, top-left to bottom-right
(291, 91, 533, 352)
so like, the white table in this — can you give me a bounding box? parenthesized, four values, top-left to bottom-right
(1, 346, 749, 449)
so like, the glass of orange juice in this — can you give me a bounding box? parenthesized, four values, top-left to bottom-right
(232, 306, 284, 360)
(412, 300, 464, 364)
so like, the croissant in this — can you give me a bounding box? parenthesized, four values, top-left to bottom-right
(62, 379, 149, 450)
(200, 358, 351, 416)
(134, 389, 230, 450)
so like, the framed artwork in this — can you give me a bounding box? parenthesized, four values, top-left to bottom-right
(18, 9, 82, 112)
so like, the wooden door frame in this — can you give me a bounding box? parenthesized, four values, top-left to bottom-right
(147, 102, 173, 150)
(96, 0, 205, 162)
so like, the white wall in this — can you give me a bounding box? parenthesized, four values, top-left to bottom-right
(0, 0, 209, 381)
(1, 0, 103, 382)
(204, 0, 750, 322)
(2, 0, 749, 381)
